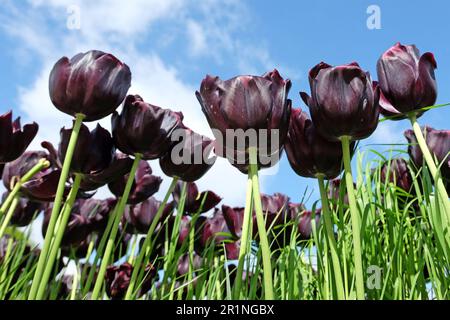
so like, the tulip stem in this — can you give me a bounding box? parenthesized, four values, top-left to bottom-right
(29, 113, 85, 300)
(233, 172, 253, 299)
(0, 158, 50, 218)
(340, 135, 365, 300)
(91, 153, 142, 300)
(124, 177, 179, 300)
(317, 175, 345, 300)
(35, 173, 82, 299)
(248, 146, 274, 300)
(0, 197, 19, 240)
(409, 115, 450, 221)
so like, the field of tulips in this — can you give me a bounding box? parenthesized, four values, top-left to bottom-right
(0, 42, 449, 301)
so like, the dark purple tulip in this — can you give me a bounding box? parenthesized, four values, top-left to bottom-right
(172, 181, 222, 214)
(196, 69, 292, 173)
(108, 159, 162, 204)
(295, 208, 321, 241)
(254, 193, 291, 234)
(195, 208, 232, 252)
(49, 50, 131, 121)
(0, 163, 4, 179)
(222, 205, 245, 239)
(285, 108, 347, 179)
(105, 262, 156, 300)
(380, 158, 414, 193)
(405, 126, 450, 181)
(0, 110, 38, 164)
(160, 126, 216, 182)
(177, 253, 203, 276)
(59, 123, 114, 175)
(160, 215, 192, 249)
(112, 94, 184, 159)
(377, 43, 437, 119)
(78, 198, 116, 233)
(79, 153, 134, 191)
(1, 192, 44, 227)
(301, 62, 380, 142)
(42, 202, 90, 247)
(122, 197, 174, 234)
(224, 240, 241, 260)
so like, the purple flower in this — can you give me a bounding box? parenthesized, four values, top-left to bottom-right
(1, 192, 44, 227)
(159, 126, 216, 182)
(377, 43, 437, 119)
(301, 62, 380, 142)
(0, 110, 38, 164)
(112, 95, 184, 159)
(172, 181, 222, 214)
(285, 108, 349, 179)
(108, 159, 162, 204)
(49, 50, 131, 121)
(196, 69, 292, 173)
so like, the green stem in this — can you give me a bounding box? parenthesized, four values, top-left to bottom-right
(248, 146, 274, 300)
(0, 197, 19, 240)
(233, 173, 253, 299)
(28, 113, 85, 300)
(340, 135, 365, 300)
(124, 177, 178, 300)
(35, 173, 82, 299)
(0, 158, 50, 218)
(317, 175, 346, 300)
(91, 153, 142, 300)
(409, 115, 450, 221)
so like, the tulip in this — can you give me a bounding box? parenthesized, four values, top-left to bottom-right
(301, 61, 379, 299)
(0, 164, 4, 179)
(196, 69, 291, 172)
(301, 62, 380, 142)
(49, 50, 131, 121)
(161, 215, 192, 249)
(222, 205, 245, 239)
(122, 197, 174, 234)
(172, 181, 221, 214)
(79, 153, 134, 192)
(112, 94, 184, 160)
(195, 208, 233, 253)
(296, 208, 321, 241)
(285, 108, 348, 179)
(108, 159, 162, 205)
(77, 198, 116, 233)
(380, 158, 414, 193)
(105, 262, 156, 300)
(177, 253, 203, 276)
(377, 43, 437, 119)
(0, 192, 43, 227)
(0, 110, 38, 164)
(59, 123, 114, 175)
(160, 126, 216, 182)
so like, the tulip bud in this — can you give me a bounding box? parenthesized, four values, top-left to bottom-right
(172, 181, 221, 214)
(160, 127, 216, 182)
(112, 95, 184, 159)
(285, 108, 347, 179)
(377, 43, 437, 119)
(49, 50, 131, 121)
(196, 69, 292, 173)
(301, 62, 380, 142)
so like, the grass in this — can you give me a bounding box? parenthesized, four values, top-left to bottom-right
(0, 146, 449, 300)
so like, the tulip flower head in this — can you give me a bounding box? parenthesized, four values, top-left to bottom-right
(301, 62, 380, 142)
(0, 110, 38, 164)
(49, 50, 131, 121)
(377, 43, 437, 119)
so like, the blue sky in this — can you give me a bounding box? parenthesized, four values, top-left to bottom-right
(1, 0, 449, 208)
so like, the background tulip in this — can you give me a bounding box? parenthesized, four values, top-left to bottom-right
(377, 43, 437, 119)
(285, 108, 347, 179)
(49, 50, 131, 121)
(0, 110, 38, 164)
(301, 62, 380, 142)
(195, 208, 232, 253)
(196, 69, 291, 172)
(172, 181, 221, 214)
(1, 193, 43, 227)
(160, 127, 216, 182)
(108, 159, 162, 205)
(112, 94, 184, 159)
